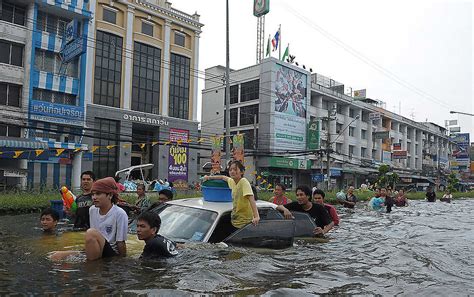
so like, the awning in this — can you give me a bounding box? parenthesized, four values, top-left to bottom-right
(0, 139, 48, 149)
(46, 141, 88, 151)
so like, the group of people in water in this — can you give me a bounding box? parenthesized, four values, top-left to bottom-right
(39, 160, 456, 262)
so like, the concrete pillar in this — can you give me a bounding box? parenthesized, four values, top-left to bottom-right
(342, 105, 350, 156)
(84, 0, 97, 107)
(23, 3, 35, 113)
(122, 5, 135, 110)
(71, 151, 83, 191)
(354, 109, 362, 158)
(401, 125, 408, 168)
(192, 31, 200, 121)
(375, 118, 383, 161)
(367, 115, 374, 158)
(409, 128, 416, 169)
(161, 19, 172, 116)
(315, 95, 323, 117)
(416, 130, 423, 169)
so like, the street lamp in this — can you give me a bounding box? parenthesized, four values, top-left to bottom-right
(450, 111, 474, 117)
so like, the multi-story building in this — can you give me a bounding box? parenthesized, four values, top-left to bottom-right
(201, 58, 454, 190)
(0, 0, 90, 190)
(82, 0, 203, 186)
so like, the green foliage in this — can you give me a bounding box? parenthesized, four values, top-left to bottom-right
(447, 173, 459, 193)
(375, 164, 399, 188)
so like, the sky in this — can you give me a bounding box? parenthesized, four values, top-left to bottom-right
(171, 0, 473, 140)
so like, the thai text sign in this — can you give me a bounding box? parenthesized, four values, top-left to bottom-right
(168, 128, 188, 184)
(373, 131, 390, 140)
(30, 100, 84, 126)
(392, 150, 407, 159)
(307, 119, 320, 150)
(393, 143, 402, 150)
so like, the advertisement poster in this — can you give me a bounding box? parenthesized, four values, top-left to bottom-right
(307, 119, 320, 150)
(273, 64, 307, 150)
(232, 134, 244, 163)
(451, 133, 470, 172)
(210, 136, 222, 174)
(168, 128, 188, 186)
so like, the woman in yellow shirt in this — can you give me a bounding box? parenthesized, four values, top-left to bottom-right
(204, 161, 260, 229)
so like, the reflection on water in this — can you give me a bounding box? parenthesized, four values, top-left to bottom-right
(0, 199, 473, 295)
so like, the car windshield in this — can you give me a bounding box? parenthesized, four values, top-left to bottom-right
(157, 205, 218, 242)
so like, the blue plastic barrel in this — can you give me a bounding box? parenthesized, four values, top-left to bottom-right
(50, 200, 64, 220)
(202, 186, 232, 202)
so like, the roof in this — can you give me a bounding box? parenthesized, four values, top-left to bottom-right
(167, 197, 276, 214)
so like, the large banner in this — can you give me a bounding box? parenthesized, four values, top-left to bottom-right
(451, 133, 470, 172)
(210, 136, 222, 174)
(168, 128, 189, 185)
(273, 64, 307, 150)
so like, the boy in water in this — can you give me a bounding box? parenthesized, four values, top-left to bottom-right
(136, 211, 178, 259)
(204, 160, 260, 231)
(40, 208, 59, 233)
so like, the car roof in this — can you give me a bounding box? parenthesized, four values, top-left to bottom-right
(166, 197, 277, 214)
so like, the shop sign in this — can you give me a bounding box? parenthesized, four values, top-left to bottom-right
(253, 0, 270, 17)
(3, 170, 27, 178)
(270, 157, 308, 169)
(62, 36, 87, 63)
(329, 168, 342, 177)
(307, 119, 320, 150)
(400, 178, 412, 183)
(392, 150, 407, 159)
(311, 173, 324, 182)
(393, 143, 402, 150)
(373, 131, 390, 140)
(168, 128, 188, 185)
(30, 100, 84, 126)
(123, 114, 169, 126)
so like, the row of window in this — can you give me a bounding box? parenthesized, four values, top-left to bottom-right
(33, 88, 77, 106)
(30, 123, 81, 143)
(0, 1, 25, 26)
(0, 40, 23, 66)
(225, 80, 260, 105)
(93, 118, 119, 179)
(36, 11, 72, 37)
(225, 104, 260, 128)
(0, 82, 21, 107)
(102, 7, 186, 47)
(0, 123, 21, 137)
(35, 49, 78, 77)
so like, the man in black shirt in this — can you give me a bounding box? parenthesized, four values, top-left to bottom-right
(73, 171, 95, 230)
(137, 211, 178, 259)
(276, 185, 333, 236)
(426, 187, 436, 202)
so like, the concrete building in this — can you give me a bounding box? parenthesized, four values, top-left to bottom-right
(201, 58, 454, 190)
(82, 0, 203, 187)
(0, 0, 90, 190)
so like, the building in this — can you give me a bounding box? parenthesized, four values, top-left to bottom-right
(82, 0, 203, 187)
(201, 58, 454, 190)
(0, 0, 91, 190)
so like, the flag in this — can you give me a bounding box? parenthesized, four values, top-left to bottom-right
(266, 35, 271, 57)
(55, 148, 65, 156)
(271, 28, 280, 51)
(281, 44, 289, 61)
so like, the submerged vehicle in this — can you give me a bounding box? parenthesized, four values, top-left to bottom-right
(129, 197, 318, 249)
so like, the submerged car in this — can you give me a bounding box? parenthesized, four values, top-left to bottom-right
(129, 197, 318, 249)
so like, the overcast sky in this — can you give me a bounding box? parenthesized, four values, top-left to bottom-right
(172, 0, 473, 140)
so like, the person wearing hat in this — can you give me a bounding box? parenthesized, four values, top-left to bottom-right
(85, 177, 129, 260)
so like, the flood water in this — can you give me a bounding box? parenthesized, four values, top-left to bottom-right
(0, 199, 473, 295)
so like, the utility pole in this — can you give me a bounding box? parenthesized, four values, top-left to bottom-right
(225, 0, 231, 162)
(253, 114, 258, 150)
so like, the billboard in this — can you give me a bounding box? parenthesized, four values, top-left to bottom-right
(168, 128, 189, 186)
(253, 0, 270, 17)
(307, 119, 320, 150)
(272, 63, 307, 151)
(451, 133, 470, 171)
(353, 89, 366, 99)
(392, 150, 407, 159)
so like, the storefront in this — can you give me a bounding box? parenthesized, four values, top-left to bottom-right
(83, 105, 199, 187)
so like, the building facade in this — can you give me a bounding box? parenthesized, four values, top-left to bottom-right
(0, 0, 90, 190)
(202, 58, 454, 190)
(82, 0, 203, 187)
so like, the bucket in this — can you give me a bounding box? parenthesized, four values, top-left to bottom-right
(202, 186, 232, 202)
(50, 200, 64, 220)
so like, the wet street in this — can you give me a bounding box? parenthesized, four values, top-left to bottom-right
(0, 199, 473, 295)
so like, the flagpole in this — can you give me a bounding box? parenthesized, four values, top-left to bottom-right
(278, 24, 281, 60)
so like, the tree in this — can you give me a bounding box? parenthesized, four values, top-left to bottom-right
(376, 164, 399, 189)
(447, 173, 459, 192)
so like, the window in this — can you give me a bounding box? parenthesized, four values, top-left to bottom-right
(35, 49, 78, 77)
(349, 108, 355, 118)
(94, 31, 122, 108)
(240, 104, 259, 126)
(322, 100, 329, 111)
(224, 85, 238, 105)
(240, 80, 259, 102)
(362, 111, 369, 122)
(103, 7, 117, 24)
(33, 88, 77, 105)
(230, 108, 238, 127)
(349, 126, 355, 137)
(0, 83, 21, 107)
(336, 123, 343, 133)
(169, 53, 190, 119)
(349, 145, 355, 157)
(372, 149, 377, 159)
(0, 40, 23, 66)
(336, 143, 342, 154)
(132, 42, 161, 114)
(1, 1, 26, 26)
(142, 21, 153, 36)
(337, 105, 344, 115)
(0, 123, 21, 137)
(361, 147, 367, 158)
(361, 129, 367, 139)
(174, 32, 185, 47)
(36, 12, 70, 36)
(93, 118, 119, 178)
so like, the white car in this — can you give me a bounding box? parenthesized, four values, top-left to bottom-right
(129, 197, 317, 249)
